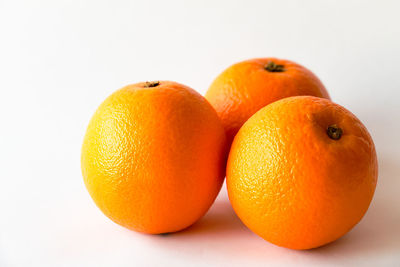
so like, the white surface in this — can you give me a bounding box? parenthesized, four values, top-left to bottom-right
(1, 0, 400, 266)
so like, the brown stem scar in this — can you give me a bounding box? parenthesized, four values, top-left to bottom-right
(144, 81, 160, 88)
(265, 61, 285, 72)
(327, 124, 343, 140)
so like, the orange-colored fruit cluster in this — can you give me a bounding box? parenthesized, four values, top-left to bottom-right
(82, 58, 377, 250)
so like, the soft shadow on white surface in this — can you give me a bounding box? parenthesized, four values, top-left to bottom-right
(142, 152, 400, 266)
(1, 126, 398, 267)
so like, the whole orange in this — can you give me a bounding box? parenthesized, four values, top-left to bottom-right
(81, 81, 227, 234)
(205, 58, 330, 144)
(227, 96, 378, 250)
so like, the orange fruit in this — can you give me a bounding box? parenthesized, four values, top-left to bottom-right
(205, 58, 330, 144)
(227, 96, 378, 250)
(81, 81, 227, 234)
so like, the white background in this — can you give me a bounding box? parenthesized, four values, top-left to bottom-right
(1, 0, 400, 266)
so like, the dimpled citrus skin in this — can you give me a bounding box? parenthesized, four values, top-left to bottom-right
(205, 58, 330, 144)
(227, 96, 378, 250)
(81, 81, 227, 234)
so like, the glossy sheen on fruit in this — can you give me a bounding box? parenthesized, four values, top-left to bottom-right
(81, 81, 227, 234)
(227, 96, 378, 250)
(205, 58, 330, 144)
